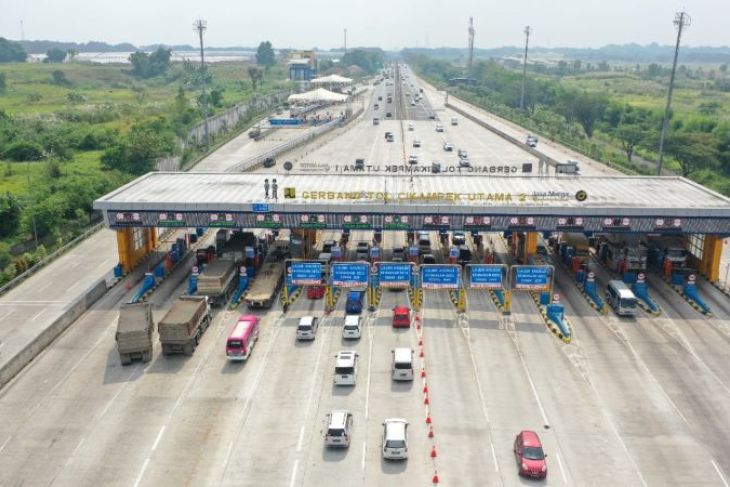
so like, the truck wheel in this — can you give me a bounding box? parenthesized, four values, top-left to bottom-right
(143, 351, 152, 363)
(121, 355, 132, 366)
(162, 344, 170, 356)
(184, 343, 194, 355)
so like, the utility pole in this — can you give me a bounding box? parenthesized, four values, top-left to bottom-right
(520, 26, 531, 111)
(466, 17, 475, 78)
(656, 11, 690, 175)
(193, 19, 211, 152)
(344, 28, 347, 53)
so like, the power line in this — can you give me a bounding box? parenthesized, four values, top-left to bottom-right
(656, 11, 690, 175)
(519, 26, 531, 111)
(193, 18, 211, 152)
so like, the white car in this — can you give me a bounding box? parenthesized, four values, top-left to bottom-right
(334, 351, 358, 386)
(408, 122, 414, 131)
(443, 142, 454, 152)
(382, 418, 409, 460)
(325, 410, 353, 448)
(412, 139, 421, 148)
(408, 155, 418, 165)
(435, 124, 444, 132)
(343, 315, 362, 339)
(410, 100, 416, 106)
(459, 157, 471, 168)
(296, 316, 318, 340)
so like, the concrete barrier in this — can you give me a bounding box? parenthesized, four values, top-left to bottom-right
(0, 278, 108, 389)
(445, 102, 561, 169)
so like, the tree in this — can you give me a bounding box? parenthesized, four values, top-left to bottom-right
(66, 49, 78, 60)
(3, 141, 44, 161)
(247, 66, 264, 92)
(0, 72, 6, 93)
(572, 91, 608, 138)
(0, 37, 27, 62)
(45, 48, 67, 63)
(665, 132, 720, 177)
(101, 118, 178, 174)
(51, 69, 70, 85)
(129, 48, 172, 78)
(614, 124, 647, 162)
(256, 41, 276, 67)
(0, 192, 21, 237)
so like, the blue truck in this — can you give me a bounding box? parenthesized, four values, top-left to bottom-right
(345, 290, 365, 314)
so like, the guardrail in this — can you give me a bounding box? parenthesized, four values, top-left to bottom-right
(0, 222, 105, 298)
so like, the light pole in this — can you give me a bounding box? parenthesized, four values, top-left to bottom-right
(519, 26, 531, 111)
(657, 11, 690, 175)
(194, 19, 211, 152)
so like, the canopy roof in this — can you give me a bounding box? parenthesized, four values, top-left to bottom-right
(310, 74, 353, 84)
(288, 88, 348, 103)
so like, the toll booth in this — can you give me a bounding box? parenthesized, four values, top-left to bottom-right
(116, 227, 158, 273)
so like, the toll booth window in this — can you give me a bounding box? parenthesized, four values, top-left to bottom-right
(133, 227, 146, 251)
(688, 234, 704, 260)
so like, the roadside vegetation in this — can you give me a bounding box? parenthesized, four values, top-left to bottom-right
(409, 55, 730, 194)
(0, 37, 292, 286)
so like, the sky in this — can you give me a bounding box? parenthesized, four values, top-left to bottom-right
(2, 0, 729, 50)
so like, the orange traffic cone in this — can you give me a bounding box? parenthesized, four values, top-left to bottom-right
(423, 384, 428, 393)
(426, 414, 432, 424)
(432, 470, 440, 484)
(421, 368, 426, 378)
(428, 426, 434, 438)
(430, 445, 438, 458)
(424, 395, 429, 405)
(418, 338, 423, 346)
(420, 349, 424, 358)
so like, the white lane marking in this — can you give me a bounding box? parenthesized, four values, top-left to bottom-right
(364, 327, 373, 421)
(296, 426, 305, 452)
(65, 437, 85, 466)
(30, 309, 45, 321)
(712, 460, 730, 487)
(513, 336, 550, 427)
(289, 459, 299, 487)
(490, 442, 499, 473)
(0, 309, 13, 320)
(0, 435, 11, 454)
(556, 451, 568, 484)
(99, 364, 142, 419)
(152, 426, 166, 452)
(361, 441, 367, 471)
(133, 458, 150, 487)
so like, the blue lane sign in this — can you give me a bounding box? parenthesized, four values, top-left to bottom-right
(468, 265, 505, 289)
(378, 263, 412, 288)
(513, 265, 552, 291)
(252, 203, 270, 213)
(421, 265, 461, 290)
(331, 263, 369, 288)
(290, 261, 323, 286)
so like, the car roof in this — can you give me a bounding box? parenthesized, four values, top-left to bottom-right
(299, 315, 315, 325)
(393, 306, 410, 314)
(393, 347, 412, 362)
(336, 351, 357, 364)
(329, 410, 350, 426)
(383, 418, 408, 438)
(344, 315, 360, 325)
(520, 430, 543, 447)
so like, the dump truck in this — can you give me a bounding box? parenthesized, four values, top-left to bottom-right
(158, 296, 212, 356)
(245, 261, 285, 308)
(197, 259, 237, 307)
(115, 302, 154, 365)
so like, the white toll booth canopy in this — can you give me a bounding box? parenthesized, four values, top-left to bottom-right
(287, 88, 348, 104)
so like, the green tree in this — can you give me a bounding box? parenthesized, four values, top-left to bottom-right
(129, 48, 172, 78)
(566, 91, 608, 138)
(341, 49, 385, 74)
(3, 141, 44, 161)
(46, 48, 67, 63)
(23, 193, 67, 239)
(175, 85, 188, 112)
(614, 124, 647, 162)
(665, 132, 721, 177)
(256, 41, 276, 67)
(51, 69, 70, 85)
(247, 66, 264, 92)
(0, 37, 27, 62)
(0, 192, 21, 237)
(101, 118, 178, 174)
(0, 72, 6, 93)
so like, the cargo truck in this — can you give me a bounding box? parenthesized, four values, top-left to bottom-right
(115, 302, 154, 365)
(197, 259, 237, 307)
(158, 296, 212, 356)
(245, 261, 285, 309)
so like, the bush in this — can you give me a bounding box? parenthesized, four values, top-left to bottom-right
(3, 140, 45, 161)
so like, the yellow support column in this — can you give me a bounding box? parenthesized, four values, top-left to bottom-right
(503, 290, 512, 313)
(116, 228, 133, 273)
(457, 288, 466, 313)
(524, 232, 538, 261)
(325, 286, 334, 313)
(700, 235, 723, 282)
(148, 227, 158, 250)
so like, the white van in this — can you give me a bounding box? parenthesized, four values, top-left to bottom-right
(605, 280, 638, 316)
(343, 315, 362, 339)
(382, 418, 409, 460)
(325, 410, 353, 448)
(451, 117, 459, 126)
(296, 316, 318, 340)
(391, 348, 414, 381)
(334, 351, 358, 385)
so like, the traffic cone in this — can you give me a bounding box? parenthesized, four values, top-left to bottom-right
(418, 338, 423, 346)
(423, 384, 428, 393)
(432, 470, 440, 484)
(430, 445, 438, 458)
(421, 368, 426, 378)
(417, 322, 422, 330)
(428, 426, 434, 438)
(424, 395, 429, 405)
(426, 414, 432, 424)
(420, 349, 424, 358)
(415, 315, 420, 321)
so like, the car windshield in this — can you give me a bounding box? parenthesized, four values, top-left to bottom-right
(394, 362, 411, 369)
(335, 366, 354, 375)
(621, 298, 637, 308)
(523, 447, 545, 460)
(386, 440, 406, 448)
(328, 428, 345, 437)
(297, 325, 312, 331)
(227, 340, 242, 348)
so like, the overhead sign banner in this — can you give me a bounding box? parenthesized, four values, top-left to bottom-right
(378, 262, 412, 288)
(290, 261, 323, 286)
(421, 265, 461, 290)
(468, 264, 506, 289)
(512, 265, 552, 291)
(331, 263, 369, 288)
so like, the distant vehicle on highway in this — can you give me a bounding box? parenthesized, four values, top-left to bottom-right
(343, 315, 362, 339)
(458, 148, 468, 159)
(408, 155, 418, 165)
(451, 117, 459, 126)
(296, 316, 318, 341)
(526, 134, 538, 147)
(373, 118, 380, 125)
(514, 431, 548, 479)
(386, 112, 392, 118)
(307, 285, 325, 299)
(435, 123, 444, 132)
(443, 142, 454, 151)
(391, 347, 414, 381)
(410, 100, 416, 106)
(392, 247, 405, 261)
(420, 253, 436, 265)
(392, 306, 411, 328)
(334, 350, 358, 386)
(263, 157, 276, 168)
(431, 161, 442, 173)
(325, 410, 353, 448)
(374, 103, 379, 110)
(356, 241, 370, 260)
(408, 122, 414, 131)
(452, 231, 466, 246)
(226, 315, 259, 361)
(459, 157, 471, 168)
(382, 418, 409, 460)
(355, 158, 365, 170)
(412, 139, 421, 148)
(386, 132, 394, 142)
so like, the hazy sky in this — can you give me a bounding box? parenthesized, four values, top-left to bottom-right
(2, 0, 728, 49)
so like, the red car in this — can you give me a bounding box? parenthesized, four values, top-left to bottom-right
(514, 431, 547, 479)
(307, 285, 325, 299)
(392, 306, 411, 328)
